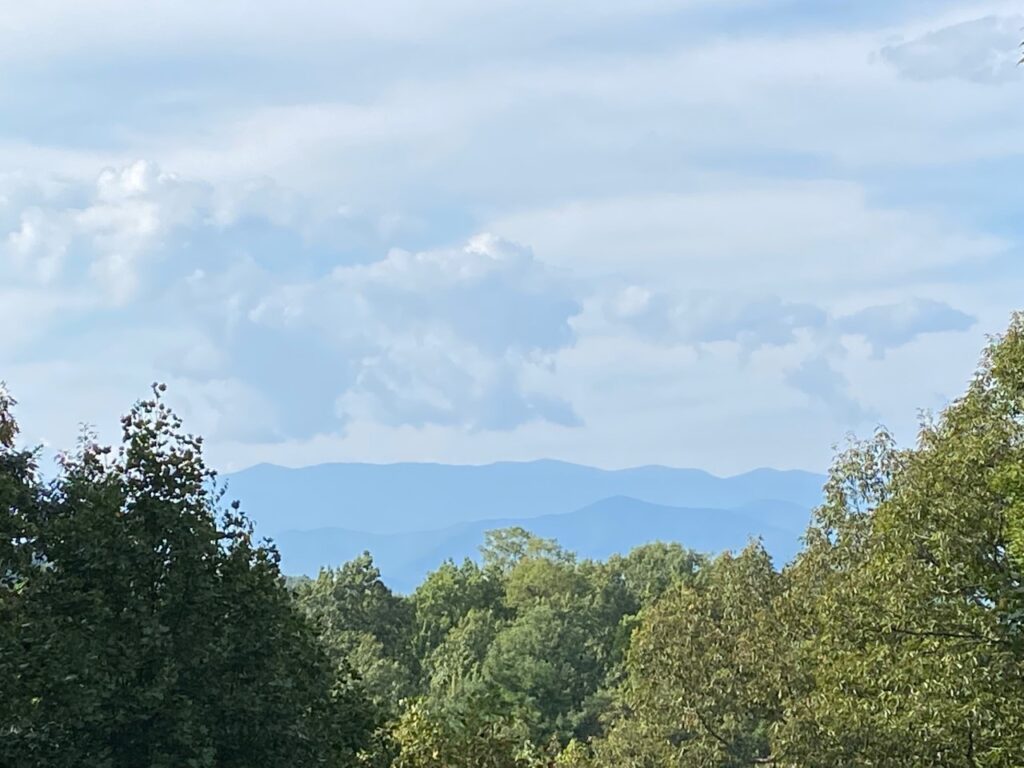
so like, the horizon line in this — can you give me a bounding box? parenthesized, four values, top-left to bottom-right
(225, 457, 827, 480)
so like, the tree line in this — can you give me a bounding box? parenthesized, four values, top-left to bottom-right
(3, 315, 1024, 766)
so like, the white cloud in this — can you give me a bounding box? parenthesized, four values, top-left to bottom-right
(1, 164, 586, 439)
(836, 298, 976, 357)
(0, 0, 764, 61)
(0, 158, 1009, 473)
(242, 234, 582, 431)
(80, 3, 1007, 206)
(2, 0, 1022, 474)
(0, 160, 383, 305)
(1, 161, 210, 303)
(6, 208, 69, 282)
(0, 286, 94, 357)
(595, 290, 978, 358)
(881, 15, 1024, 84)
(599, 289, 827, 350)
(489, 183, 1007, 294)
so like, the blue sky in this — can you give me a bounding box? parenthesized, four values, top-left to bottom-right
(1, 0, 1022, 474)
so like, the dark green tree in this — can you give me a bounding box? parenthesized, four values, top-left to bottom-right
(411, 557, 504, 661)
(296, 552, 417, 709)
(0, 386, 375, 767)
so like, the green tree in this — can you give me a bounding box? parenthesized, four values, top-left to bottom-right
(481, 527, 572, 576)
(296, 552, 417, 709)
(392, 688, 530, 768)
(425, 608, 504, 698)
(483, 600, 603, 745)
(0, 386, 374, 767)
(480, 534, 614, 747)
(0, 384, 47, 758)
(606, 543, 782, 768)
(605, 542, 707, 611)
(777, 315, 1024, 766)
(411, 557, 504, 661)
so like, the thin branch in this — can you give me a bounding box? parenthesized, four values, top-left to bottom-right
(690, 709, 777, 765)
(876, 624, 1014, 647)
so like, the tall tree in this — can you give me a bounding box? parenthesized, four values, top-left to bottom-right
(412, 558, 504, 661)
(604, 543, 782, 768)
(778, 316, 1024, 766)
(0, 386, 375, 767)
(297, 552, 417, 709)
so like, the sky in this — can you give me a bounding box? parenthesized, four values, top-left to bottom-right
(1, 0, 1022, 475)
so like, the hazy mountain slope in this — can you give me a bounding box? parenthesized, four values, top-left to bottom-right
(226, 459, 824, 536)
(274, 495, 813, 592)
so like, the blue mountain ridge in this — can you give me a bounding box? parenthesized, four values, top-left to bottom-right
(220, 461, 825, 592)
(273, 496, 813, 593)
(224, 459, 825, 536)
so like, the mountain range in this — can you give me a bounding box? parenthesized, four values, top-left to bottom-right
(223, 460, 826, 592)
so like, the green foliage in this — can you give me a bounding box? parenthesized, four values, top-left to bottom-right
(296, 553, 417, 711)
(482, 599, 602, 744)
(606, 541, 707, 609)
(774, 314, 1024, 766)
(392, 689, 530, 768)
(425, 608, 503, 698)
(412, 558, 504, 660)
(481, 527, 573, 575)
(0, 386, 374, 767)
(0, 382, 17, 449)
(610, 544, 781, 767)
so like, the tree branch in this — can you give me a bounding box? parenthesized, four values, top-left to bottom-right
(690, 709, 777, 765)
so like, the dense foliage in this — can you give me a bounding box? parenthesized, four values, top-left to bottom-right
(0, 387, 375, 767)
(3, 313, 1024, 766)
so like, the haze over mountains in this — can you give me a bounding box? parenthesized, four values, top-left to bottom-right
(224, 460, 826, 591)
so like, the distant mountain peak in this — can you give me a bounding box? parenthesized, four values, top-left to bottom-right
(224, 459, 825, 537)
(274, 493, 815, 592)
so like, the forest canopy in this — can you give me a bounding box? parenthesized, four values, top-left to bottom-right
(3, 314, 1024, 766)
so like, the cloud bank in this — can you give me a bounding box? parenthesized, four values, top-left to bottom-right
(1, 2, 1021, 474)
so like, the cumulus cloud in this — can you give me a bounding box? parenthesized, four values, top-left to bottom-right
(603, 289, 826, 350)
(1, 160, 421, 313)
(65, 170, 974, 444)
(1, 161, 210, 302)
(595, 289, 977, 423)
(2, 164, 586, 442)
(1, 0, 1021, 479)
(6, 208, 70, 283)
(600, 290, 974, 353)
(0, 161, 388, 304)
(880, 15, 1024, 84)
(239, 234, 582, 433)
(338, 350, 581, 431)
(836, 298, 976, 358)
